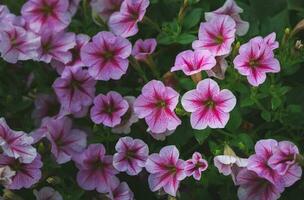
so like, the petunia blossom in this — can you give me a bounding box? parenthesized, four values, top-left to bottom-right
(0, 118, 37, 164)
(134, 80, 181, 134)
(205, 0, 249, 36)
(185, 152, 208, 180)
(192, 15, 236, 56)
(233, 36, 280, 86)
(90, 0, 123, 22)
(81, 31, 132, 81)
(21, 0, 71, 33)
(132, 38, 157, 61)
(0, 154, 42, 190)
(107, 181, 134, 200)
(76, 144, 119, 193)
(34, 186, 63, 200)
(53, 67, 96, 116)
(263, 32, 279, 50)
(148, 129, 175, 141)
(181, 78, 236, 130)
(171, 49, 216, 76)
(45, 117, 87, 164)
(206, 56, 228, 80)
(113, 136, 149, 175)
(0, 166, 15, 186)
(109, 0, 150, 38)
(145, 145, 186, 196)
(0, 24, 40, 63)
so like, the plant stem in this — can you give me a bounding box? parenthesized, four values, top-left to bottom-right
(217, 129, 235, 138)
(146, 56, 161, 79)
(143, 16, 161, 32)
(191, 72, 202, 84)
(178, 0, 189, 24)
(130, 57, 149, 82)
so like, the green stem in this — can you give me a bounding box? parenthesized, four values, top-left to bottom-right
(143, 16, 161, 32)
(145, 56, 161, 79)
(130, 57, 149, 82)
(296, 154, 304, 167)
(178, 0, 189, 24)
(217, 129, 235, 138)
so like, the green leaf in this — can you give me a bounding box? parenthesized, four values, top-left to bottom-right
(194, 128, 211, 144)
(240, 96, 254, 107)
(226, 109, 242, 131)
(183, 8, 202, 30)
(261, 111, 271, 122)
(287, 0, 304, 11)
(176, 33, 196, 44)
(271, 97, 282, 110)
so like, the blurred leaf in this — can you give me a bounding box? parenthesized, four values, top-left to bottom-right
(261, 110, 271, 122)
(176, 33, 196, 44)
(183, 8, 203, 30)
(194, 128, 211, 144)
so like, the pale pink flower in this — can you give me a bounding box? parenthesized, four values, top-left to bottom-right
(0, 5, 13, 23)
(90, 91, 129, 127)
(264, 32, 279, 50)
(185, 152, 208, 180)
(81, 31, 132, 81)
(53, 68, 96, 115)
(206, 56, 228, 80)
(233, 36, 280, 86)
(34, 186, 63, 200)
(145, 145, 186, 196)
(134, 80, 181, 134)
(107, 181, 134, 200)
(181, 78, 236, 130)
(45, 117, 87, 164)
(113, 136, 149, 175)
(90, 0, 123, 22)
(109, 0, 150, 38)
(37, 31, 76, 64)
(0, 154, 42, 190)
(21, 0, 71, 33)
(0, 118, 37, 164)
(192, 15, 236, 56)
(0, 166, 15, 186)
(132, 38, 157, 61)
(236, 169, 284, 200)
(76, 144, 119, 193)
(205, 0, 249, 36)
(171, 49, 216, 76)
(112, 96, 139, 134)
(148, 129, 175, 141)
(0, 24, 40, 63)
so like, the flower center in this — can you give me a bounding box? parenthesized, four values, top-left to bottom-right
(126, 150, 136, 159)
(105, 103, 116, 114)
(214, 35, 224, 44)
(249, 59, 260, 68)
(92, 160, 104, 170)
(103, 51, 114, 60)
(166, 165, 177, 174)
(204, 100, 215, 108)
(10, 161, 22, 172)
(41, 4, 53, 16)
(42, 41, 52, 53)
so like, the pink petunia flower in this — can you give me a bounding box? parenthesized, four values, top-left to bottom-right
(53, 68, 96, 116)
(81, 31, 132, 81)
(181, 78, 236, 130)
(0, 166, 15, 186)
(236, 169, 284, 200)
(76, 144, 119, 193)
(145, 145, 186, 196)
(107, 181, 134, 200)
(45, 117, 87, 164)
(51, 34, 90, 74)
(113, 136, 149, 175)
(0, 24, 40, 63)
(148, 129, 175, 141)
(192, 15, 236, 56)
(112, 96, 139, 134)
(37, 31, 76, 64)
(132, 38, 157, 61)
(206, 56, 228, 80)
(264, 32, 279, 50)
(185, 152, 208, 180)
(68, 0, 81, 16)
(109, 0, 150, 38)
(134, 80, 181, 134)
(21, 0, 71, 33)
(171, 49, 216, 76)
(268, 141, 302, 187)
(0, 5, 13, 23)
(0, 154, 42, 190)
(205, 0, 249, 36)
(91, 0, 123, 22)
(0, 118, 37, 164)
(90, 91, 129, 127)
(233, 36, 280, 86)
(34, 186, 63, 200)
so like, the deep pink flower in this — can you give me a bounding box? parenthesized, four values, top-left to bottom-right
(132, 38, 157, 61)
(205, 0, 249, 36)
(53, 68, 96, 115)
(0, 118, 37, 164)
(171, 49, 216, 76)
(0, 154, 42, 190)
(34, 186, 63, 200)
(37, 31, 76, 64)
(236, 169, 284, 200)
(185, 152, 208, 180)
(109, 0, 150, 38)
(233, 36, 280, 86)
(68, 0, 81, 16)
(107, 181, 134, 200)
(112, 96, 139, 134)
(0, 166, 15, 186)
(21, 0, 71, 33)
(81, 31, 132, 81)
(91, 0, 123, 22)
(90, 91, 129, 127)
(0, 24, 40, 63)
(51, 34, 90, 74)
(145, 145, 186, 196)
(45, 117, 87, 164)
(192, 15, 236, 56)
(113, 136, 149, 175)
(268, 141, 302, 187)
(181, 78, 236, 130)
(76, 144, 119, 193)
(206, 56, 228, 80)
(134, 80, 181, 134)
